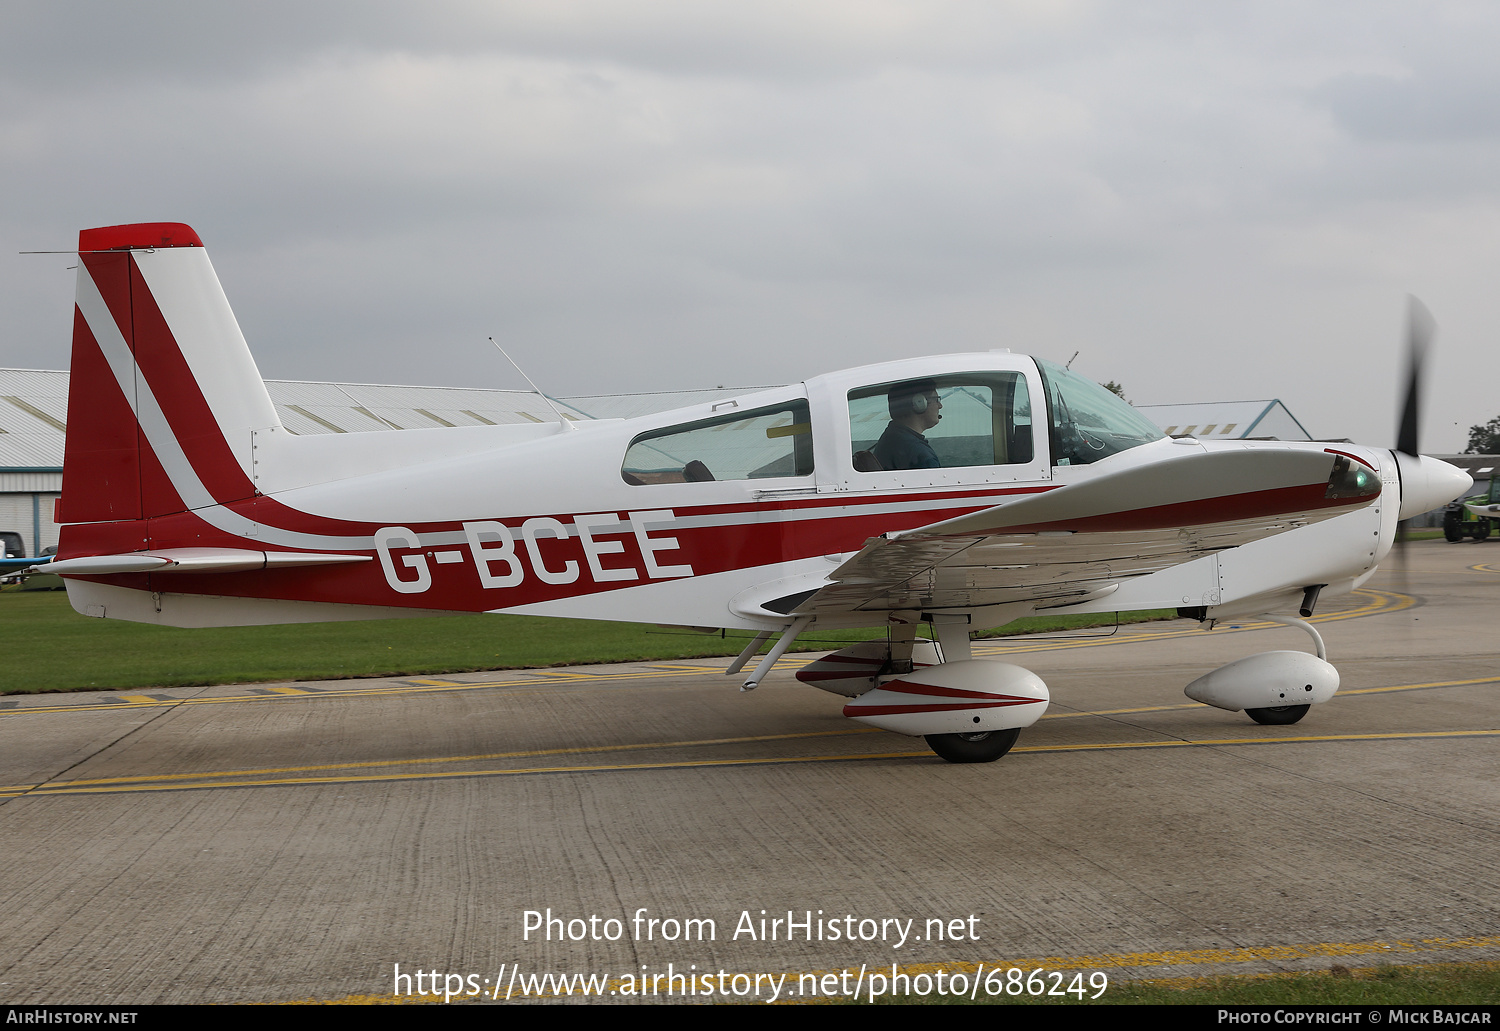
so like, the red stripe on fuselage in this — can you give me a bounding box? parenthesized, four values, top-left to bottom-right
(54, 473, 1365, 615)
(173, 485, 1056, 548)
(58, 487, 1035, 611)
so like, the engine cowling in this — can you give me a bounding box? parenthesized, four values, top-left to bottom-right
(1184, 650, 1339, 712)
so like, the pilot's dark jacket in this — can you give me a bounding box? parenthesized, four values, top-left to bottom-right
(872, 422, 941, 470)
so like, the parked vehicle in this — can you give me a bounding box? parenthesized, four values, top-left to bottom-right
(1443, 477, 1499, 542)
(1, 532, 26, 584)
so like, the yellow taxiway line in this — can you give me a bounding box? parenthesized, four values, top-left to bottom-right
(3, 726, 1495, 799)
(972, 587, 1410, 656)
(0, 589, 1419, 718)
(7, 674, 1493, 795)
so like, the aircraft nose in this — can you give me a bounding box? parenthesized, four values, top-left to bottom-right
(1394, 453, 1473, 521)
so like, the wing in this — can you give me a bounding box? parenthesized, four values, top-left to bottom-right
(789, 447, 1378, 617)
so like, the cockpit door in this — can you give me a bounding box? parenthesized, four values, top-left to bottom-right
(814, 366, 1051, 492)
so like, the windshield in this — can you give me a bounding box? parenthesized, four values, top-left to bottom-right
(1035, 358, 1164, 466)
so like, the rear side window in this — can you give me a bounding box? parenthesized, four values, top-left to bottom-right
(622, 400, 814, 484)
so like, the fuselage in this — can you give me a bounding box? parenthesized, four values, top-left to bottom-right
(54, 227, 1472, 631)
(49, 222, 1476, 762)
(59, 346, 1452, 631)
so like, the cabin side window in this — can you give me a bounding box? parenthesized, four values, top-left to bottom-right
(622, 400, 814, 484)
(847, 374, 1033, 473)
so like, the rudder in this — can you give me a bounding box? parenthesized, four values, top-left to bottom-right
(61, 223, 281, 524)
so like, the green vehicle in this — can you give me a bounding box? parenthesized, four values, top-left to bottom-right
(1443, 476, 1500, 542)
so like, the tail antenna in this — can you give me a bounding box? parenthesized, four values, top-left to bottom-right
(488, 337, 575, 432)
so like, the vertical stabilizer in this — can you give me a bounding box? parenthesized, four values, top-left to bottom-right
(61, 223, 281, 523)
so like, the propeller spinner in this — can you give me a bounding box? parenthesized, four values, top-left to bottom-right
(1392, 298, 1471, 526)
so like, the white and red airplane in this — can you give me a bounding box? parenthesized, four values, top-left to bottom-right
(40, 222, 1471, 762)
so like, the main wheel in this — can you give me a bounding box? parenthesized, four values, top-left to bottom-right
(1245, 704, 1310, 726)
(1444, 512, 1464, 542)
(1473, 520, 1491, 541)
(925, 728, 1021, 763)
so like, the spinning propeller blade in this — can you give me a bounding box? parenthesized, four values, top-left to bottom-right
(1394, 296, 1436, 580)
(1396, 296, 1435, 459)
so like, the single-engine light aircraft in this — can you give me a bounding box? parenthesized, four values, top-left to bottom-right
(39, 223, 1472, 762)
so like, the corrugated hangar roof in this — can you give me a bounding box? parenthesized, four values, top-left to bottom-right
(1438, 454, 1498, 485)
(264, 379, 599, 435)
(563, 387, 768, 421)
(0, 369, 1386, 472)
(0, 368, 761, 471)
(0, 369, 69, 471)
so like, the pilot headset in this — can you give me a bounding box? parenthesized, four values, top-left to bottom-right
(891, 382, 938, 417)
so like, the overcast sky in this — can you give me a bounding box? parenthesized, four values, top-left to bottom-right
(4, 1, 1498, 450)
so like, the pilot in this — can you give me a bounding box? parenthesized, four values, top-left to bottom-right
(871, 379, 943, 470)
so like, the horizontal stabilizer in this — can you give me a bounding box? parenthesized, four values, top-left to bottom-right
(43, 549, 370, 576)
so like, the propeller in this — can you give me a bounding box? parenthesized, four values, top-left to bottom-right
(1393, 296, 1436, 588)
(1388, 299, 1474, 587)
(1395, 296, 1434, 460)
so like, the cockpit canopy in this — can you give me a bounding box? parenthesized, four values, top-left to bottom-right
(1034, 358, 1164, 465)
(617, 353, 1165, 487)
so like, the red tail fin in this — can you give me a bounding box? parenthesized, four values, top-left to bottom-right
(60, 223, 280, 524)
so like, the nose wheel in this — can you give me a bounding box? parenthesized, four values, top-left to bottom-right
(924, 728, 1022, 763)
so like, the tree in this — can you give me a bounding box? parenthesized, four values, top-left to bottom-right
(1102, 380, 1129, 404)
(1466, 415, 1500, 454)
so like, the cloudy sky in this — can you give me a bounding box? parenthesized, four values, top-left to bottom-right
(3, 1, 1498, 450)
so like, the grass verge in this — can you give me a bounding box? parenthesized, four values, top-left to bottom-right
(1, 587, 1172, 694)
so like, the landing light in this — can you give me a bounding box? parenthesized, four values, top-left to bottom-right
(1324, 456, 1380, 500)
